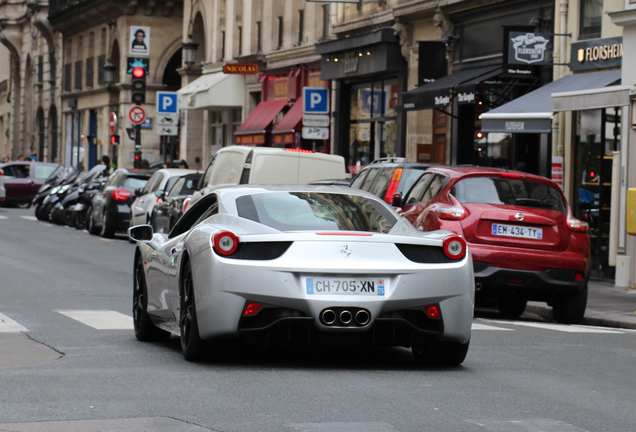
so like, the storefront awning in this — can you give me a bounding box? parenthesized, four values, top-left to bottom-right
(402, 66, 500, 110)
(552, 84, 631, 112)
(481, 70, 621, 133)
(177, 72, 245, 110)
(271, 98, 303, 146)
(235, 99, 289, 145)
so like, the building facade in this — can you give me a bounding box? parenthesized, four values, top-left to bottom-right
(0, 0, 61, 162)
(48, 0, 183, 170)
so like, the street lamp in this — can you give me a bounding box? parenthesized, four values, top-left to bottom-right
(103, 61, 116, 85)
(182, 36, 199, 69)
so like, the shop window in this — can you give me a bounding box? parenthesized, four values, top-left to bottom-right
(210, 111, 226, 148)
(231, 108, 242, 141)
(580, 0, 603, 39)
(322, 4, 330, 40)
(238, 26, 243, 56)
(298, 10, 304, 45)
(257, 21, 262, 53)
(74, 60, 82, 90)
(86, 57, 94, 88)
(277, 16, 284, 50)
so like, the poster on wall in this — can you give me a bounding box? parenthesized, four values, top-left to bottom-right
(129, 26, 150, 56)
(552, 156, 563, 190)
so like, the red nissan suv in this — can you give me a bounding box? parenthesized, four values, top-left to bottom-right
(398, 167, 590, 324)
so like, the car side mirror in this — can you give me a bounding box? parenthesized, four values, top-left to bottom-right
(128, 224, 154, 242)
(154, 189, 165, 199)
(391, 192, 402, 207)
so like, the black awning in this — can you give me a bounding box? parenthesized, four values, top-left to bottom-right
(481, 69, 621, 134)
(402, 66, 500, 110)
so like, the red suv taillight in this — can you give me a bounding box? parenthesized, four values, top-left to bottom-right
(568, 218, 588, 233)
(436, 206, 466, 220)
(383, 168, 403, 202)
(442, 235, 467, 260)
(112, 189, 131, 201)
(213, 231, 239, 256)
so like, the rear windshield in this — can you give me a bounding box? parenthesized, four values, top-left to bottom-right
(202, 151, 245, 188)
(451, 176, 566, 213)
(236, 192, 396, 233)
(122, 176, 149, 190)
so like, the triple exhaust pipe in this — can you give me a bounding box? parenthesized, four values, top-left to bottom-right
(320, 307, 370, 327)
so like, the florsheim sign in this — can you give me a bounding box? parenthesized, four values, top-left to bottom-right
(570, 37, 622, 72)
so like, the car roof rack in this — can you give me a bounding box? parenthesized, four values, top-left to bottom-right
(370, 157, 407, 164)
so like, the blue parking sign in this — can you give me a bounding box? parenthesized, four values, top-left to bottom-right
(156, 91, 178, 114)
(303, 87, 329, 114)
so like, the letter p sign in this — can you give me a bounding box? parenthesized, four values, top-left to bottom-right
(156, 91, 179, 114)
(303, 87, 329, 114)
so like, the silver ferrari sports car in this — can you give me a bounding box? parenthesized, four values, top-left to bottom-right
(129, 185, 474, 365)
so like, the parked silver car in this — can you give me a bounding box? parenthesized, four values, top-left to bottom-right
(129, 185, 474, 366)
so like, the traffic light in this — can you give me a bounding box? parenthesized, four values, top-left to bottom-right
(131, 67, 146, 105)
(133, 150, 142, 169)
(110, 134, 120, 145)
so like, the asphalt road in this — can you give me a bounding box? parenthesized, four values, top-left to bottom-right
(1, 206, 635, 432)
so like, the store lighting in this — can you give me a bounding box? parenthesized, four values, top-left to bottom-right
(334, 57, 339, 62)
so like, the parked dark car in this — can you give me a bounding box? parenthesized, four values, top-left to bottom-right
(88, 169, 152, 238)
(149, 172, 202, 233)
(0, 162, 61, 207)
(348, 157, 437, 204)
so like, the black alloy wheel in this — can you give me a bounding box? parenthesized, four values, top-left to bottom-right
(100, 210, 115, 238)
(552, 280, 588, 324)
(87, 207, 100, 235)
(180, 260, 206, 361)
(412, 339, 470, 367)
(133, 255, 171, 341)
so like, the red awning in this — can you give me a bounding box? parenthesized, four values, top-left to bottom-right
(272, 97, 303, 134)
(235, 99, 289, 136)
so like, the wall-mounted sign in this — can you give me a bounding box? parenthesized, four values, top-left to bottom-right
(418, 41, 446, 86)
(508, 32, 551, 65)
(570, 37, 622, 72)
(129, 26, 150, 56)
(223, 63, 259, 74)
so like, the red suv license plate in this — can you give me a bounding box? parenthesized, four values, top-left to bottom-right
(492, 223, 543, 239)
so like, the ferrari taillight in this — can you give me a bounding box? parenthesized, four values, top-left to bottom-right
(383, 168, 403, 202)
(442, 235, 466, 260)
(213, 230, 239, 256)
(244, 302, 262, 316)
(112, 189, 131, 201)
(568, 218, 588, 233)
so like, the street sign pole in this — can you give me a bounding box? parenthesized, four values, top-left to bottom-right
(135, 124, 142, 156)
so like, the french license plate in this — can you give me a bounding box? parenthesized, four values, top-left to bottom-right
(305, 278, 385, 296)
(492, 223, 543, 239)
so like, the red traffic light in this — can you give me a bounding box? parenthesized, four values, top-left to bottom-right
(132, 67, 145, 78)
(111, 135, 116, 144)
(134, 154, 140, 160)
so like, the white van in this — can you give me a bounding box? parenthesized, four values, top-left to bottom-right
(188, 146, 348, 208)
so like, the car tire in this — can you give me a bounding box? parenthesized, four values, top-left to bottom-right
(497, 294, 527, 319)
(133, 255, 171, 342)
(87, 208, 100, 235)
(100, 211, 115, 238)
(35, 204, 44, 220)
(180, 260, 207, 361)
(412, 339, 470, 367)
(552, 281, 588, 324)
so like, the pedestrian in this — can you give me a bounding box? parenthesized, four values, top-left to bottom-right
(178, 159, 189, 169)
(141, 159, 150, 169)
(164, 159, 172, 168)
(101, 155, 112, 174)
(2, 155, 9, 163)
(16, 154, 25, 161)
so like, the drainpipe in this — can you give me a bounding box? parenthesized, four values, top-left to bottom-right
(556, 0, 568, 158)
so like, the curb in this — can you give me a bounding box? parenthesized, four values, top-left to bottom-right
(527, 303, 636, 330)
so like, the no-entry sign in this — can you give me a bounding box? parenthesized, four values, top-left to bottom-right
(109, 112, 118, 135)
(129, 106, 146, 125)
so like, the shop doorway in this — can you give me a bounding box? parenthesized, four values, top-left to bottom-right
(573, 108, 620, 279)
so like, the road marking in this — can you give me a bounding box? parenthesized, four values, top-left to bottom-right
(0, 313, 29, 333)
(20, 215, 37, 221)
(0, 215, 7, 220)
(472, 322, 514, 331)
(482, 319, 625, 334)
(56, 310, 134, 330)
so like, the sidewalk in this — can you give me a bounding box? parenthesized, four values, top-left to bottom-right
(527, 279, 636, 329)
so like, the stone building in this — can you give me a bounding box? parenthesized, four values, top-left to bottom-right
(0, 44, 11, 159)
(47, 0, 183, 169)
(0, 0, 61, 162)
